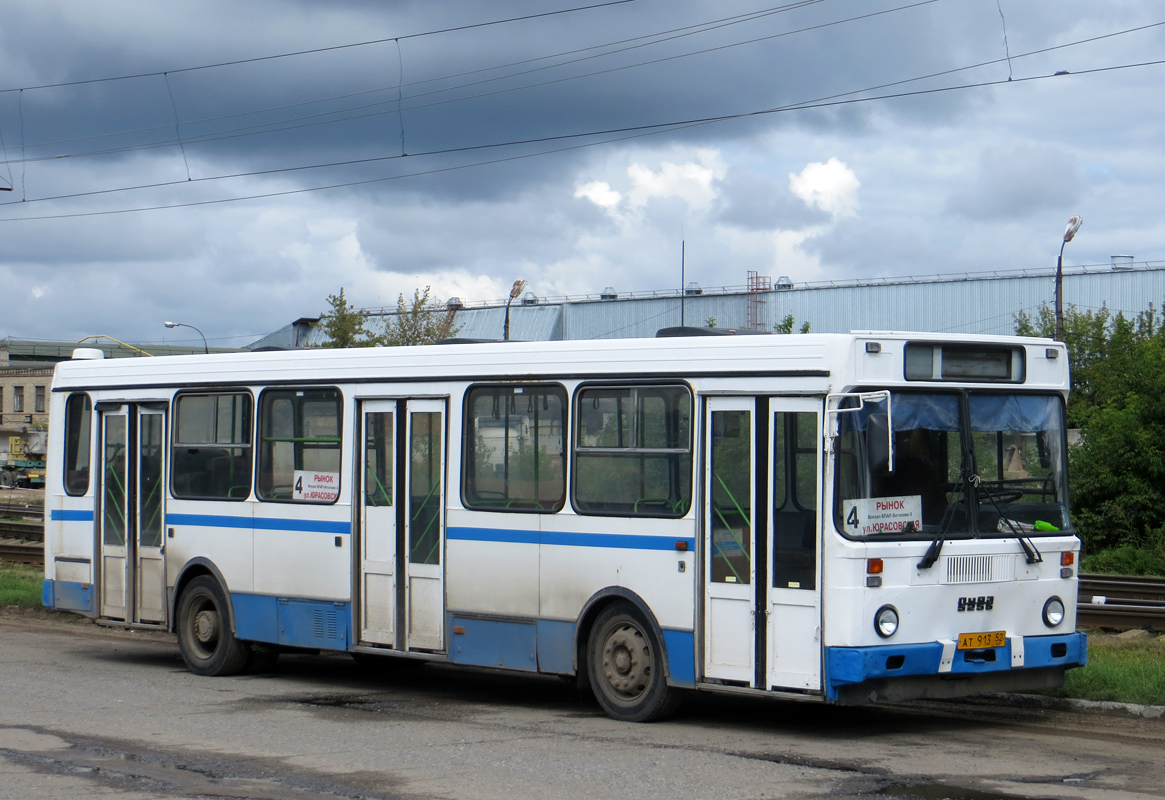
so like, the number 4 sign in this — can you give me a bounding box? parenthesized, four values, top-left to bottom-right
(842, 496, 922, 535)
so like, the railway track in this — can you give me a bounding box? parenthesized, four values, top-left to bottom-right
(0, 506, 43, 522)
(0, 520, 44, 566)
(1077, 573, 1165, 631)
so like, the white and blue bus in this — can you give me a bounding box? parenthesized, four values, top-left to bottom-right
(43, 330, 1085, 720)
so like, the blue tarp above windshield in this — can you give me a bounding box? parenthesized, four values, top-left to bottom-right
(969, 394, 1059, 433)
(892, 394, 960, 432)
(843, 393, 1059, 434)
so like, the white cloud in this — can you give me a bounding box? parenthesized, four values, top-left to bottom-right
(575, 149, 727, 221)
(574, 180, 622, 209)
(626, 149, 726, 212)
(789, 157, 861, 218)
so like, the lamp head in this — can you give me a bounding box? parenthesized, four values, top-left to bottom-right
(510, 280, 527, 299)
(164, 321, 178, 328)
(1063, 215, 1083, 243)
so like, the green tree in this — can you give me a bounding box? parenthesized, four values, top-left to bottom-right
(774, 314, 811, 334)
(1017, 302, 1165, 567)
(319, 287, 378, 348)
(380, 286, 462, 346)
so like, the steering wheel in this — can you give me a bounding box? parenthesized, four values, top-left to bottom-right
(978, 486, 1024, 504)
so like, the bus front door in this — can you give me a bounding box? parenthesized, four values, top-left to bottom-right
(97, 403, 167, 624)
(704, 397, 822, 691)
(359, 399, 447, 652)
(766, 398, 822, 691)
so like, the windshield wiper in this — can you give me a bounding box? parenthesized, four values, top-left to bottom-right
(977, 476, 1044, 564)
(917, 491, 964, 570)
(917, 535, 944, 570)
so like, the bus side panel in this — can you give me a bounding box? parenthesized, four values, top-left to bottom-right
(445, 509, 540, 618)
(538, 515, 697, 684)
(252, 517, 352, 601)
(165, 501, 255, 607)
(448, 615, 537, 671)
(43, 391, 98, 616)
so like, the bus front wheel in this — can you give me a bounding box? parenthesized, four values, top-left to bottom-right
(176, 576, 250, 676)
(587, 603, 680, 722)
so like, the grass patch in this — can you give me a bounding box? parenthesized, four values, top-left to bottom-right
(1042, 634, 1165, 706)
(1081, 544, 1165, 577)
(0, 560, 43, 607)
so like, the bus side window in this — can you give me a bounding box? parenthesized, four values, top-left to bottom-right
(172, 392, 253, 501)
(573, 385, 692, 517)
(257, 388, 342, 503)
(463, 384, 567, 513)
(63, 393, 93, 496)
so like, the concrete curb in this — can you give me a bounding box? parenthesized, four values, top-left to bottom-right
(965, 691, 1165, 719)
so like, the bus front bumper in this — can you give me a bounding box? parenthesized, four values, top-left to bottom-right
(824, 631, 1087, 704)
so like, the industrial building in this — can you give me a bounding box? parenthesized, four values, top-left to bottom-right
(251, 257, 1165, 348)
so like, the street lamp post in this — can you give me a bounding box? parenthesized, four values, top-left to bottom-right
(503, 280, 526, 341)
(1055, 215, 1083, 342)
(164, 321, 209, 354)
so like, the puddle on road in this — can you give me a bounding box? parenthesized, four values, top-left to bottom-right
(0, 725, 406, 800)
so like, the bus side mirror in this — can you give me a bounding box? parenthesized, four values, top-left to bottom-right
(867, 412, 893, 474)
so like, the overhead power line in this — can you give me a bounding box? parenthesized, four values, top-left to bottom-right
(6, 0, 835, 161)
(2, 55, 1162, 225)
(0, 0, 642, 95)
(1, 18, 1158, 209)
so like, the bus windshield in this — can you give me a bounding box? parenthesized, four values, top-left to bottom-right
(834, 391, 1069, 538)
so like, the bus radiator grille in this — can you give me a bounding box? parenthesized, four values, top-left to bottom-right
(944, 555, 1015, 584)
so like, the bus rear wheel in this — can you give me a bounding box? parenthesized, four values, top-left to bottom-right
(176, 576, 250, 676)
(587, 603, 680, 722)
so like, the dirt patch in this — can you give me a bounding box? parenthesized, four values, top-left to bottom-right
(0, 606, 176, 644)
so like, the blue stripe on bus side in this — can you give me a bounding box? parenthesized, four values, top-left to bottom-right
(166, 513, 350, 535)
(50, 509, 95, 522)
(448, 526, 695, 551)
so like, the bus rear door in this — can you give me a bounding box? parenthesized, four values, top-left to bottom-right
(96, 403, 167, 625)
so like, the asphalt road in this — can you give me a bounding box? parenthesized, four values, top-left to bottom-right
(2, 610, 1163, 800)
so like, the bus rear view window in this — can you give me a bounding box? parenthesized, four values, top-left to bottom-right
(573, 385, 692, 517)
(258, 389, 342, 503)
(172, 393, 253, 500)
(63, 393, 92, 496)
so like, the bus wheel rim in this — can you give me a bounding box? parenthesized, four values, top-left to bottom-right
(601, 622, 650, 699)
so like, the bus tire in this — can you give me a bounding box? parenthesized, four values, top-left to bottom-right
(587, 603, 680, 722)
(176, 576, 250, 676)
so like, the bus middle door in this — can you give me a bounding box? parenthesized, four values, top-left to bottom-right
(358, 398, 447, 652)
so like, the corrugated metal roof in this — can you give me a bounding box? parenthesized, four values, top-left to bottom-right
(254, 263, 1165, 346)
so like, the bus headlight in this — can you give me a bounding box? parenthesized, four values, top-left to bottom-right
(874, 605, 899, 638)
(1042, 596, 1065, 628)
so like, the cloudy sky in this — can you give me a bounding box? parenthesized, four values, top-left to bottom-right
(1, 0, 1162, 347)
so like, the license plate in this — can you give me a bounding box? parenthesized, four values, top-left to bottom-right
(957, 630, 1007, 650)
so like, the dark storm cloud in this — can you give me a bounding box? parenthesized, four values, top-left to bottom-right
(946, 144, 1081, 222)
(1, 0, 1163, 344)
(713, 164, 830, 231)
(1, 0, 1002, 201)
